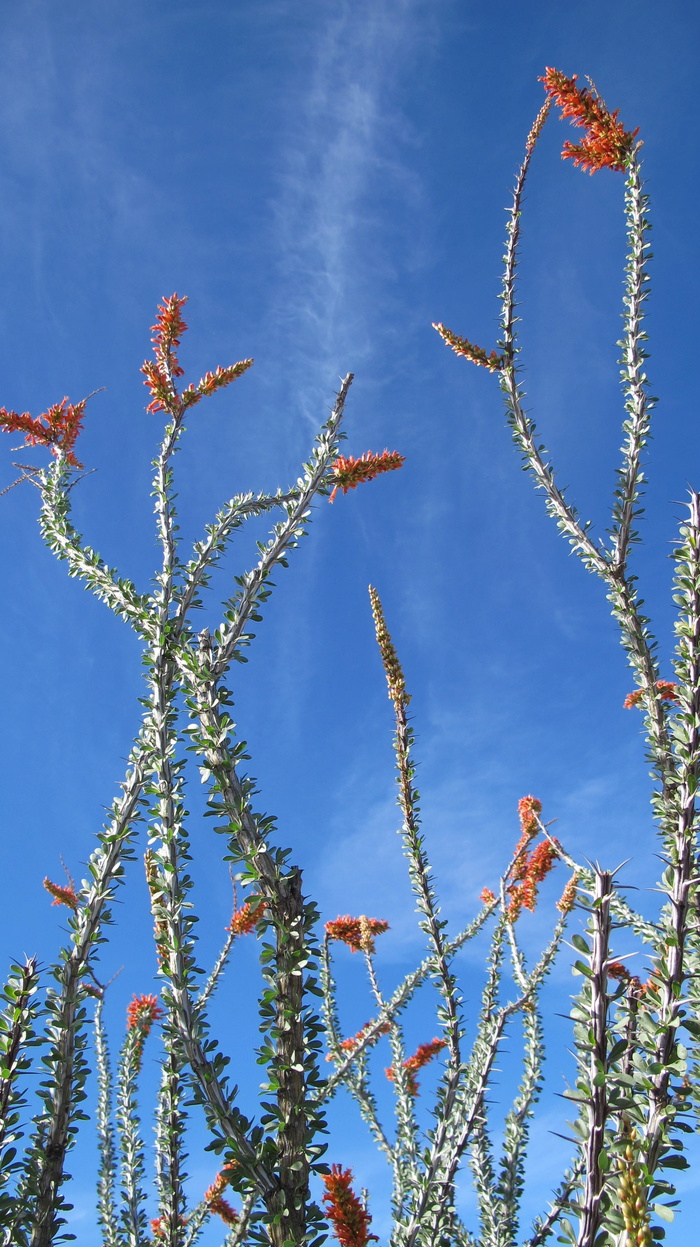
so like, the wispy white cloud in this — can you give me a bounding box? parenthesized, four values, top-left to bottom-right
(267, 0, 438, 424)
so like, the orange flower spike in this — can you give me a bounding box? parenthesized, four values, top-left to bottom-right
(432, 323, 505, 371)
(479, 887, 496, 907)
(43, 877, 79, 912)
(520, 873, 537, 913)
(205, 1172, 238, 1227)
(657, 680, 679, 703)
(327, 1021, 390, 1062)
(525, 97, 552, 157)
(0, 397, 87, 468)
(325, 916, 389, 953)
(511, 795, 543, 871)
(329, 449, 404, 502)
(227, 898, 266, 937)
(126, 993, 163, 1033)
(345, 1021, 389, 1055)
(607, 960, 632, 984)
(607, 962, 647, 999)
(327, 1036, 358, 1062)
(54, 399, 87, 467)
(142, 294, 253, 413)
(126, 993, 163, 1067)
(369, 586, 411, 707)
(540, 67, 638, 174)
(624, 681, 679, 709)
(40, 397, 87, 467)
(141, 293, 189, 413)
(506, 885, 523, 923)
(511, 847, 532, 883)
(181, 360, 254, 410)
(207, 1195, 238, 1226)
(322, 1166, 378, 1247)
(386, 1037, 446, 1097)
(150, 1215, 188, 1240)
(141, 361, 174, 415)
(406, 1038, 447, 1072)
(150, 293, 188, 376)
(527, 839, 559, 884)
(386, 1063, 418, 1096)
(519, 839, 559, 913)
(518, 795, 542, 837)
(556, 873, 579, 915)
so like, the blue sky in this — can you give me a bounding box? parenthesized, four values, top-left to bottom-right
(0, 0, 698, 1242)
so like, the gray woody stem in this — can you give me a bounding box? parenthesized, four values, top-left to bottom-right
(94, 999, 119, 1247)
(191, 634, 310, 1246)
(154, 1031, 188, 1247)
(576, 869, 613, 1247)
(29, 748, 146, 1247)
(0, 958, 39, 1175)
(210, 375, 354, 678)
(643, 492, 700, 1169)
(500, 143, 676, 808)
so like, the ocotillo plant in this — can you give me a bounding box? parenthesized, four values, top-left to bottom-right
(0, 65, 697, 1247)
(0, 295, 403, 1247)
(426, 67, 699, 1245)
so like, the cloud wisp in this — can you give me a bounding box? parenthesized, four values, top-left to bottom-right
(268, 0, 436, 425)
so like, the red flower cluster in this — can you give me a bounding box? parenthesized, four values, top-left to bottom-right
(525, 98, 552, 158)
(386, 1037, 447, 1097)
(623, 688, 643, 709)
(369, 585, 411, 707)
(510, 795, 543, 867)
(503, 797, 560, 921)
(607, 960, 632, 983)
(325, 916, 390, 954)
(141, 293, 253, 415)
(151, 292, 188, 362)
(657, 680, 680, 703)
(150, 1215, 188, 1240)
(540, 67, 638, 174)
(623, 680, 679, 710)
(127, 993, 163, 1032)
(204, 1169, 238, 1226)
(432, 323, 505, 372)
(127, 994, 163, 1068)
(556, 873, 579, 915)
(142, 294, 188, 413)
(607, 960, 647, 999)
(126, 994, 163, 1066)
(227, 898, 266, 937)
(329, 450, 404, 502)
(519, 841, 558, 911)
(327, 1021, 391, 1062)
(182, 362, 253, 410)
(43, 877, 79, 912)
(322, 1166, 378, 1247)
(0, 396, 88, 468)
(478, 798, 558, 922)
(518, 795, 542, 836)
